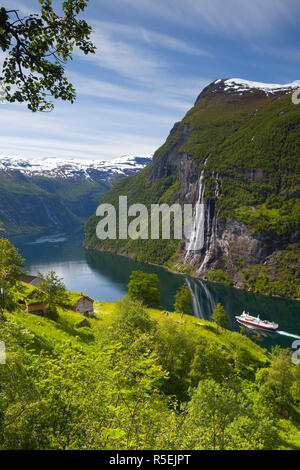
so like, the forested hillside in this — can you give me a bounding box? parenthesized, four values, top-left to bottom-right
(0, 155, 151, 235)
(0, 234, 299, 450)
(85, 79, 300, 299)
(1, 295, 300, 449)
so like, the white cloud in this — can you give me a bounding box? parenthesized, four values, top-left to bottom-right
(0, 100, 186, 161)
(0, 134, 158, 161)
(250, 43, 300, 64)
(72, 19, 211, 118)
(69, 72, 209, 112)
(1, 0, 38, 17)
(105, 0, 299, 38)
(81, 29, 163, 84)
(76, 20, 211, 88)
(95, 21, 212, 57)
(0, 1, 213, 162)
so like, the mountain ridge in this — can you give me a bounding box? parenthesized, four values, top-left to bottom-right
(0, 154, 152, 236)
(0, 154, 152, 180)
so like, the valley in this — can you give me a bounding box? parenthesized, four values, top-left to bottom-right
(0, 154, 152, 236)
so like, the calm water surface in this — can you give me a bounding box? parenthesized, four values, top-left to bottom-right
(12, 230, 300, 351)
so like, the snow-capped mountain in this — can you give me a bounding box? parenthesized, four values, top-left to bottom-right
(210, 78, 300, 96)
(0, 154, 152, 236)
(0, 154, 152, 182)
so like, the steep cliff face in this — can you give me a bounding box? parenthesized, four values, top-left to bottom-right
(85, 78, 300, 299)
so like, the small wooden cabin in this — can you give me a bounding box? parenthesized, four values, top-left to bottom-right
(74, 295, 94, 317)
(63, 292, 94, 317)
(24, 290, 48, 316)
(26, 301, 49, 316)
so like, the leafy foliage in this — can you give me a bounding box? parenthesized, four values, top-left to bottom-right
(37, 270, 67, 315)
(174, 284, 192, 314)
(0, 1, 95, 111)
(0, 292, 299, 450)
(0, 238, 25, 292)
(127, 271, 160, 308)
(211, 303, 229, 329)
(0, 241, 299, 450)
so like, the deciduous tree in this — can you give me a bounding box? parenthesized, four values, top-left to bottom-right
(37, 270, 66, 312)
(211, 303, 229, 329)
(127, 271, 160, 308)
(174, 284, 192, 316)
(0, 238, 25, 291)
(0, 0, 95, 111)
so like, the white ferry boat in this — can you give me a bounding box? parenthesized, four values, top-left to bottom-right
(235, 311, 279, 331)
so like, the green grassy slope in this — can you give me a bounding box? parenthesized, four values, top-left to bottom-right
(1, 294, 300, 450)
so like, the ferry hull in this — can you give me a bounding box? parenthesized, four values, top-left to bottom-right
(236, 317, 278, 331)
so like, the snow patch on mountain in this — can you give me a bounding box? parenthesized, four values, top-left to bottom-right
(214, 78, 300, 96)
(0, 154, 152, 180)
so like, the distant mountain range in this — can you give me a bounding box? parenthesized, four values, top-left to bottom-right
(0, 154, 152, 181)
(0, 154, 152, 236)
(85, 78, 300, 299)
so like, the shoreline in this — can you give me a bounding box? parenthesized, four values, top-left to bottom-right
(84, 243, 300, 304)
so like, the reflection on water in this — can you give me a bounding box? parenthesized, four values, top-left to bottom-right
(235, 323, 300, 345)
(25, 234, 68, 245)
(11, 230, 300, 351)
(186, 278, 217, 320)
(186, 273, 300, 350)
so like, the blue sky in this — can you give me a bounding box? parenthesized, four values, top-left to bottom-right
(1, 0, 300, 161)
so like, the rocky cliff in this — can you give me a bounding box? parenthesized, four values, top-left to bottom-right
(85, 78, 300, 299)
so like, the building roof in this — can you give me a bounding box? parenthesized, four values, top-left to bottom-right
(20, 275, 43, 286)
(63, 291, 94, 307)
(25, 289, 48, 305)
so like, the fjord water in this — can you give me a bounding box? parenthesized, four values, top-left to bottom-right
(12, 230, 300, 351)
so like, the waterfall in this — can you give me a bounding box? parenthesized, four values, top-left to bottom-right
(184, 170, 206, 260)
(184, 164, 219, 272)
(198, 204, 217, 272)
(215, 173, 220, 198)
(197, 172, 219, 272)
(184, 159, 220, 273)
(184, 158, 209, 263)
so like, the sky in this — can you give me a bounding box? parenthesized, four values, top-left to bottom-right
(1, 0, 300, 161)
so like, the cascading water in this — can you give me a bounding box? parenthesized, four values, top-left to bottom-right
(184, 158, 209, 263)
(197, 175, 219, 273)
(184, 159, 219, 272)
(184, 171, 206, 261)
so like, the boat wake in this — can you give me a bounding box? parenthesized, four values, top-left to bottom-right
(277, 331, 300, 340)
(237, 323, 300, 341)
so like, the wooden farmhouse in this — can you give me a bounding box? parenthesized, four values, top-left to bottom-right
(18, 279, 94, 318)
(19, 288, 49, 316)
(74, 295, 94, 317)
(64, 292, 94, 317)
(26, 300, 48, 316)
